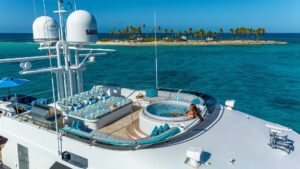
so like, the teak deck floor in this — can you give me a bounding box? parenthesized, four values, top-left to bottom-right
(98, 105, 143, 139)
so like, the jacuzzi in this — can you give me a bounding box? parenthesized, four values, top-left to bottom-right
(144, 101, 191, 121)
(139, 101, 198, 135)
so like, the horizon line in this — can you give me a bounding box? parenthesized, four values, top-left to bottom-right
(1, 32, 300, 34)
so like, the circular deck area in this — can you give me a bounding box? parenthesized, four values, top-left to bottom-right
(144, 101, 191, 121)
(139, 101, 195, 134)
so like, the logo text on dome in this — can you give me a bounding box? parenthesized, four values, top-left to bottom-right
(86, 29, 97, 35)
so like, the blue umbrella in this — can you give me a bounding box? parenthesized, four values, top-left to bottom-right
(0, 77, 29, 96)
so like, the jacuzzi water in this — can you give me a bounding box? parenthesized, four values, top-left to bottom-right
(146, 101, 189, 117)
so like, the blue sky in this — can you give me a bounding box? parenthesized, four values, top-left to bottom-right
(0, 0, 299, 33)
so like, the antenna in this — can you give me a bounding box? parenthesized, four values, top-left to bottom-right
(57, 0, 65, 41)
(74, 0, 77, 10)
(32, 0, 38, 18)
(0, 2, 115, 157)
(42, 0, 61, 156)
(154, 10, 158, 89)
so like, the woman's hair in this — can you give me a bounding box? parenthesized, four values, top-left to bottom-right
(190, 104, 198, 113)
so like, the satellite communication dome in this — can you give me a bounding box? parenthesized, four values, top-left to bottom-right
(66, 10, 98, 44)
(32, 16, 59, 43)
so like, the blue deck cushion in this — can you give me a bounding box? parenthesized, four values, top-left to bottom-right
(36, 98, 48, 105)
(158, 126, 164, 134)
(151, 126, 159, 137)
(137, 127, 180, 145)
(163, 123, 170, 132)
(146, 88, 158, 98)
(71, 120, 77, 128)
(191, 98, 200, 105)
(60, 126, 93, 139)
(60, 126, 180, 146)
(76, 120, 83, 130)
(76, 120, 92, 133)
(24, 96, 32, 104)
(91, 131, 136, 146)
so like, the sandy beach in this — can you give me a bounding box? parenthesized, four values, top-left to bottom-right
(96, 40, 287, 46)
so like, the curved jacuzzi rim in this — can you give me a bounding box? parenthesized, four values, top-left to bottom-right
(143, 101, 192, 122)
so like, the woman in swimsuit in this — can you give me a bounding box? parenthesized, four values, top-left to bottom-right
(171, 104, 203, 121)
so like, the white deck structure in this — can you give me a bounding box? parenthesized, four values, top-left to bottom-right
(0, 102, 299, 169)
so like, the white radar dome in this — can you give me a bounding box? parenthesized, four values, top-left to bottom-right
(32, 16, 59, 42)
(66, 10, 98, 44)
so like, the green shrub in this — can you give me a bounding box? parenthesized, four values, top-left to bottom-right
(100, 38, 113, 42)
(140, 38, 161, 42)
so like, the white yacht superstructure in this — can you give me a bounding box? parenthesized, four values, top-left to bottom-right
(0, 1, 299, 169)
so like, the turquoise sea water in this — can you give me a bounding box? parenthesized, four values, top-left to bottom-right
(0, 34, 300, 133)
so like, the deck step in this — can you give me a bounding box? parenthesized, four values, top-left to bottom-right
(127, 126, 141, 140)
(132, 120, 148, 138)
(126, 120, 148, 139)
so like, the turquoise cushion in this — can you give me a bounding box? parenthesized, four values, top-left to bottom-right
(76, 120, 83, 130)
(151, 126, 159, 136)
(146, 88, 158, 98)
(163, 123, 170, 132)
(192, 98, 200, 105)
(71, 120, 77, 128)
(36, 98, 48, 105)
(61, 126, 93, 139)
(159, 126, 164, 134)
(76, 120, 92, 133)
(137, 127, 181, 145)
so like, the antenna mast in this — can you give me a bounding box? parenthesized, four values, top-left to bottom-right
(74, 0, 77, 10)
(154, 10, 158, 89)
(0, 2, 115, 157)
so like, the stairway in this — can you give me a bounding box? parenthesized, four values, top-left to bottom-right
(126, 120, 148, 140)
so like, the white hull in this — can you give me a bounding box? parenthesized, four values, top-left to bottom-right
(0, 87, 299, 169)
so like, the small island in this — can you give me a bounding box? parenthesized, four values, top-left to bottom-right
(96, 26, 287, 46)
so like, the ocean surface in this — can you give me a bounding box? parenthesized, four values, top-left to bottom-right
(0, 33, 300, 133)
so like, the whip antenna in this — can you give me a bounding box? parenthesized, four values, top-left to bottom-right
(42, 0, 61, 155)
(32, 0, 38, 18)
(154, 10, 158, 89)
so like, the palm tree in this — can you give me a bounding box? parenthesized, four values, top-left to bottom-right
(124, 27, 129, 40)
(261, 28, 266, 39)
(212, 32, 219, 40)
(219, 28, 224, 40)
(164, 28, 169, 39)
(234, 28, 240, 39)
(230, 28, 234, 39)
(170, 29, 174, 39)
(129, 26, 136, 40)
(194, 31, 199, 40)
(250, 28, 255, 40)
(255, 28, 266, 40)
(137, 26, 142, 39)
(157, 26, 162, 38)
(188, 28, 193, 40)
(176, 31, 183, 40)
(199, 29, 205, 40)
(142, 24, 146, 38)
(206, 31, 212, 39)
(157, 26, 161, 32)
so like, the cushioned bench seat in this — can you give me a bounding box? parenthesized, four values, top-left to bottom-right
(61, 126, 180, 146)
(137, 127, 180, 145)
(61, 126, 94, 139)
